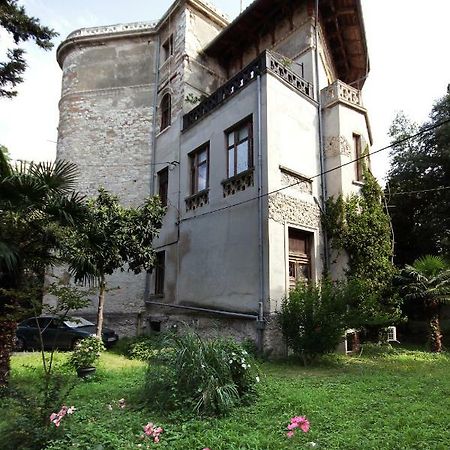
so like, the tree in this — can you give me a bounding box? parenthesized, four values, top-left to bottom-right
(323, 170, 402, 329)
(63, 189, 165, 337)
(0, 0, 58, 98)
(0, 147, 85, 388)
(399, 255, 450, 352)
(387, 93, 450, 265)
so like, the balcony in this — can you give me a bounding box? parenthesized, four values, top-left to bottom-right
(182, 50, 313, 131)
(321, 80, 365, 111)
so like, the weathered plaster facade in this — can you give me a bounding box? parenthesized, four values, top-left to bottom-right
(56, 0, 372, 350)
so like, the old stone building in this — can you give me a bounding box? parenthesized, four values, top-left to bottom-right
(56, 0, 371, 353)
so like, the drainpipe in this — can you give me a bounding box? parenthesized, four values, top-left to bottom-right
(314, 0, 330, 272)
(256, 74, 265, 353)
(144, 35, 162, 301)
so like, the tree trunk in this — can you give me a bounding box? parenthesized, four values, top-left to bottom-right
(0, 320, 17, 389)
(96, 275, 106, 338)
(428, 301, 442, 353)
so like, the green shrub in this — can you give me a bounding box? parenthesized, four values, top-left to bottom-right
(143, 332, 259, 416)
(69, 336, 105, 370)
(279, 280, 349, 364)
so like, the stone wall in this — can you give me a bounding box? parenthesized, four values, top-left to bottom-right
(56, 30, 158, 334)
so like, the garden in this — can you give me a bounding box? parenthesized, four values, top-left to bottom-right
(1, 340, 450, 450)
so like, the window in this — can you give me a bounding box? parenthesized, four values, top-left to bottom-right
(353, 133, 363, 181)
(189, 143, 209, 194)
(160, 94, 171, 131)
(158, 167, 169, 207)
(154, 251, 165, 296)
(162, 34, 174, 61)
(288, 228, 312, 289)
(226, 118, 253, 178)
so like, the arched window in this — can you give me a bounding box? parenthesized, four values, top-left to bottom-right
(160, 93, 171, 131)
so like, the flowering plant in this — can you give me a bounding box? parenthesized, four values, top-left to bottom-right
(286, 415, 310, 438)
(49, 405, 76, 427)
(142, 422, 163, 443)
(69, 335, 105, 369)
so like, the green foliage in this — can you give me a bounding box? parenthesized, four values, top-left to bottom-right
(0, 148, 85, 387)
(69, 336, 105, 370)
(62, 188, 165, 335)
(279, 280, 349, 364)
(143, 332, 259, 416)
(387, 94, 450, 264)
(323, 170, 401, 327)
(0, 0, 58, 98)
(398, 255, 450, 352)
(4, 350, 450, 449)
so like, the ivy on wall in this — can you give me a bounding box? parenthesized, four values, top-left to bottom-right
(322, 170, 402, 326)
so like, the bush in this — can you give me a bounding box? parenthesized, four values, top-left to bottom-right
(279, 280, 349, 364)
(143, 332, 259, 416)
(69, 336, 105, 370)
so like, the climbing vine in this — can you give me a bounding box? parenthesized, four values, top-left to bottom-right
(322, 170, 402, 326)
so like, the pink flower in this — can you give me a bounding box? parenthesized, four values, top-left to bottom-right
(286, 415, 310, 437)
(50, 405, 75, 427)
(143, 422, 163, 443)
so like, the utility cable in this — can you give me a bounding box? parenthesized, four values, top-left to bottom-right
(178, 117, 450, 223)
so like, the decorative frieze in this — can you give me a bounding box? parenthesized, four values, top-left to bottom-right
(185, 189, 209, 211)
(325, 136, 351, 158)
(268, 193, 320, 228)
(222, 169, 254, 197)
(280, 168, 312, 194)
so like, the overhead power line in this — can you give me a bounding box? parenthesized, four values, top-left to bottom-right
(179, 117, 450, 223)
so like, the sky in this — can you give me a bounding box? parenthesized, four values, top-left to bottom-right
(0, 0, 449, 183)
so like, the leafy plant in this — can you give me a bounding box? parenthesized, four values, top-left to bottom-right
(69, 336, 105, 369)
(387, 93, 450, 265)
(322, 170, 402, 328)
(143, 331, 259, 416)
(399, 255, 450, 352)
(62, 188, 165, 337)
(279, 280, 349, 364)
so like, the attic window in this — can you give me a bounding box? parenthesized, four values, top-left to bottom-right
(162, 34, 174, 61)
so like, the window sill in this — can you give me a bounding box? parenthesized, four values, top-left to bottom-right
(352, 180, 365, 187)
(185, 189, 209, 211)
(221, 168, 254, 197)
(156, 125, 171, 137)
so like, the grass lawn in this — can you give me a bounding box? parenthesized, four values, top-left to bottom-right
(3, 347, 450, 449)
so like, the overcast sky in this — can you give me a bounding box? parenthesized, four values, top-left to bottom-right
(0, 0, 449, 183)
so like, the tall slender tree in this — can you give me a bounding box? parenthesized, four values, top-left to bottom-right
(63, 189, 165, 337)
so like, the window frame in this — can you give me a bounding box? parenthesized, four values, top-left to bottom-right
(160, 93, 171, 131)
(225, 117, 253, 178)
(353, 133, 363, 181)
(154, 251, 165, 296)
(189, 142, 209, 195)
(157, 167, 169, 207)
(288, 228, 312, 290)
(162, 34, 174, 62)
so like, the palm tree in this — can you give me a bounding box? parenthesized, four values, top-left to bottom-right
(0, 147, 85, 387)
(400, 255, 450, 352)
